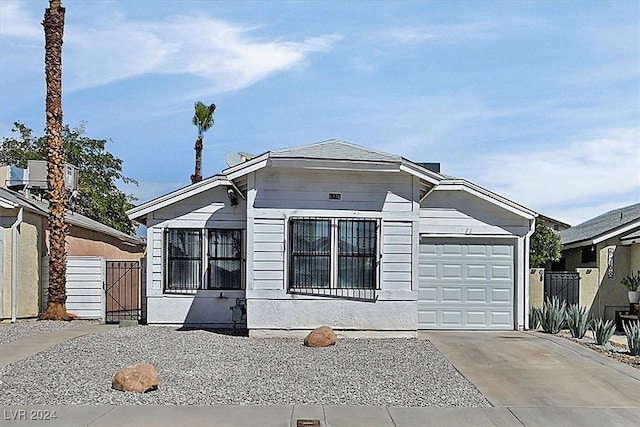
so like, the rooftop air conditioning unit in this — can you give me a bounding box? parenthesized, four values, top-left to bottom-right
(0, 165, 26, 188)
(27, 160, 79, 191)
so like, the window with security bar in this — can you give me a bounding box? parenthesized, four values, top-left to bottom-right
(165, 228, 243, 293)
(165, 229, 202, 292)
(208, 229, 243, 290)
(289, 218, 379, 301)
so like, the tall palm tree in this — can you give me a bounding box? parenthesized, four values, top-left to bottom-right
(40, 0, 71, 320)
(190, 101, 216, 184)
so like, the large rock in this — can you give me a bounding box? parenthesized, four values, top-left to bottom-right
(304, 326, 337, 347)
(112, 363, 159, 393)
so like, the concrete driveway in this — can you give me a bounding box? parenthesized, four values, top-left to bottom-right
(422, 330, 640, 408)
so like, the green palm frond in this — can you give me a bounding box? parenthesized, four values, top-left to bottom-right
(192, 101, 216, 134)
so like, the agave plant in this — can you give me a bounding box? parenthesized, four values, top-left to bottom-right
(592, 318, 616, 345)
(566, 304, 592, 339)
(623, 320, 640, 356)
(540, 296, 566, 334)
(529, 307, 542, 330)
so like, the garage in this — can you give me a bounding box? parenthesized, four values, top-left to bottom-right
(418, 239, 515, 330)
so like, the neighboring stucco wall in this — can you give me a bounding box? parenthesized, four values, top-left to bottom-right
(63, 226, 144, 260)
(576, 267, 598, 310)
(0, 211, 43, 320)
(630, 243, 640, 275)
(17, 213, 42, 317)
(563, 238, 634, 320)
(529, 268, 544, 308)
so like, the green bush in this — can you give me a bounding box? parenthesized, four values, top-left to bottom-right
(540, 296, 566, 334)
(566, 304, 592, 339)
(592, 318, 616, 345)
(623, 320, 640, 356)
(529, 307, 542, 330)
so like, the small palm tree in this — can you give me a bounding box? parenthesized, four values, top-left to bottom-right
(190, 101, 216, 184)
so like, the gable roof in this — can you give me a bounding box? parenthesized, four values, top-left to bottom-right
(128, 139, 536, 222)
(0, 187, 144, 246)
(270, 139, 401, 163)
(560, 203, 640, 247)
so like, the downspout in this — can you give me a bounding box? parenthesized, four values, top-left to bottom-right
(523, 216, 536, 330)
(11, 207, 24, 323)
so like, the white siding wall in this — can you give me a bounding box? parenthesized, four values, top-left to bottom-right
(41, 256, 105, 319)
(420, 188, 530, 236)
(144, 186, 247, 326)
(247, 168, 420, 333)
(381, 221, 413, 292)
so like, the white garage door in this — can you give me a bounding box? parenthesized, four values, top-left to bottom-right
(418, 239, 514, 330)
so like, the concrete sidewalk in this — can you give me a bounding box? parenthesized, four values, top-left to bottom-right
(1, 404, 639, 427)
(0, 324, 116, 368)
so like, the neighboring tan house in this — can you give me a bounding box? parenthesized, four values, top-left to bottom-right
(559, 203, 640, 320)
(128, 140, 537, 336)
(0, 186, 145, 321)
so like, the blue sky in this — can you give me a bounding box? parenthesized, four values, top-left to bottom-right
(1, 0, 638, 226)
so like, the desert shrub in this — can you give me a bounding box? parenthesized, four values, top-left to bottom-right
(623, 320, 640, 356)
(566, 304, 592, 339)
(540, 296, 566, 334)
(529, 307, 542, 330)
(592, 318, 616, 345)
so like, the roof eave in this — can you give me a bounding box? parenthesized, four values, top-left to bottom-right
(127, 175, 231, 220)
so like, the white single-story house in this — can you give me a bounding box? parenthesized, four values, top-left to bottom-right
(127, 140, 536, 336)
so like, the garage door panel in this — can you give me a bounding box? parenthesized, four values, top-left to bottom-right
(418, 310, 437, 326)
(490, 288, 512, 303)
(442, 311, 463, 325)
(442, 264, 463, 278)
(442, 244, 463, 255)
(441, 287, 463, 302)
(466, 311, 487, 325)
(466, 288, 488, 302)
(418, 239, 514, 330)
(466, 264, 487, 278)
(418, 288, 437, 301)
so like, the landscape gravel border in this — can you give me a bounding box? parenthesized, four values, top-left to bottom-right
(0, 325, 490, 407)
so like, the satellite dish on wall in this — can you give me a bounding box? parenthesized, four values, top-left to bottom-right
(225, 151, 255, 167)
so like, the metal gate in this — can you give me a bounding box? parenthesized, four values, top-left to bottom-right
(105, 260, 144, 324)
(544, 271, 580, 305)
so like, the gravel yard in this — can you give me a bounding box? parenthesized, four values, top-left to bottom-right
(0, 325, 489, 407)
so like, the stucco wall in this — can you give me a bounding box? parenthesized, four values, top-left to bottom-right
(1, 211, 43, 320)
(57, 227, 145, 260)
(529, 268, 544, 308)
(630, 243, 640, 275)
(576, 267, 599, 310)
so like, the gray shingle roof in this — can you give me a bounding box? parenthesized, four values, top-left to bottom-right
(560, 203, 640, 245)
(622, 228, 640, 241)
(0, 187, 144, 245)
(270, 139, 401, 163)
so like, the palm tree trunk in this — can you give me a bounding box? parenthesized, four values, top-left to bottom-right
(40, 0, 70, 321)
(191, 134, 203, 184)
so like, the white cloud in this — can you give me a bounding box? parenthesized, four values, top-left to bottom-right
(63, 12, 341, 92)
(473, 128, 640, 224)
(0, 3, 341, 93)
(380, 17, 545, 45)
(0, 1, 41, 40)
